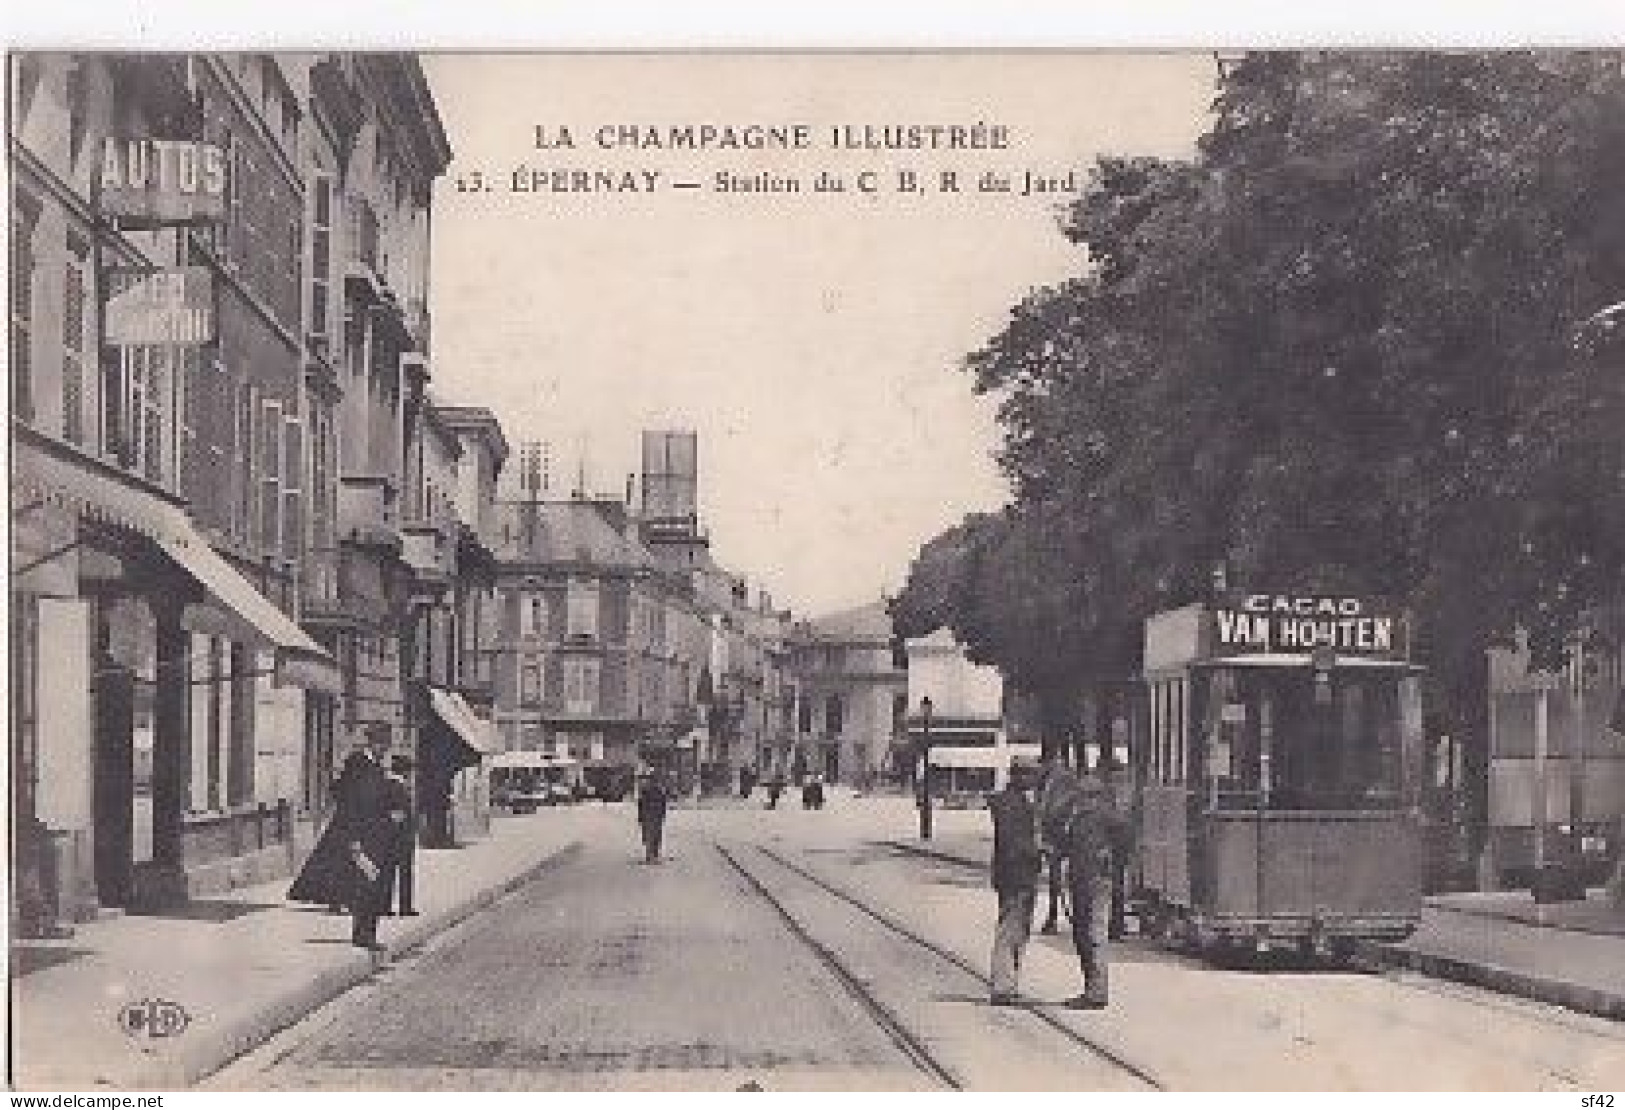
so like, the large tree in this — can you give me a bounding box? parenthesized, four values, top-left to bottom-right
(897, 51, 1625, 820)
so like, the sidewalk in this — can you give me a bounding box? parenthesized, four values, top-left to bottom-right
(1363, 889, 1625, 1021)
(9, 806, 615, 1090)
(879, 826, 1625, 1023)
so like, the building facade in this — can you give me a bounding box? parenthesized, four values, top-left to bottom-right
(9, 54, 361, 928)
(486, 496, 669, 797)
(790, 600, 909, 787)
(8, 52, 459, 934)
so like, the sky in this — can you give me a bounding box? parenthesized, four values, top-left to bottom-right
(423, 53, 1216, 618)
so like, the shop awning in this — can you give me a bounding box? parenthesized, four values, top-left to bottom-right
(150, 529, 340, 695)
(428, 687, 499, 757)
(491, 750, 577, 769)
(491, 750, 548, 769)
(14, 433, 339, 695)
(12, 433, 187, 544)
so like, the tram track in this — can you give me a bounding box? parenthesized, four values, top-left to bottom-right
(717, 839, 1164, 1091)
(714, 842, 962, 1090)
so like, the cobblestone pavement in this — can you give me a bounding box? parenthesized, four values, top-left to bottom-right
(218, 796, 1625, 1091)
(223, 814, 933, 1091)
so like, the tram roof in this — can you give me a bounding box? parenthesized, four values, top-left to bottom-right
(1180, 654, 1423, 672)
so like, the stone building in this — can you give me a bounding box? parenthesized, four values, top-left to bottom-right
(790, 600, 909, 787)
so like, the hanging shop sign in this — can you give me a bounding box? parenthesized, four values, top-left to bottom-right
(105, 268, 215, 346)
(99, 137, 226, 225)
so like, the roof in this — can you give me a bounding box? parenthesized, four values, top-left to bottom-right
(494, 499, 656, 572)
(805, 599, 894, 644)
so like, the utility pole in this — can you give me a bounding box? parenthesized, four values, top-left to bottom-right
(917, 696, 934, 840)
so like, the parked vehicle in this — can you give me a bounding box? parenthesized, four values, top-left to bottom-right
(491, 752, 584, 813)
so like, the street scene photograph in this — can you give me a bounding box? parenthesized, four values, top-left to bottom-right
(7, 48, 1625, 1094)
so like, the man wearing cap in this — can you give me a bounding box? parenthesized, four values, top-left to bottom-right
(987, 755, 1043, 1005)
(1056, 768, 1129, 1009)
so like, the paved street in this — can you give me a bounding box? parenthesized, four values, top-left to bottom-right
(216, 797, 1625, 1092)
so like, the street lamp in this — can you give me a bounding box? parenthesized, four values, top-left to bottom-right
(917, 695, 934, 840)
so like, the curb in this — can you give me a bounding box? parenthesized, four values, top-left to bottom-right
(1423, 899, 1625, 941)
(1352, 940, 1625, 1023)
(140, 839, 583, 1088)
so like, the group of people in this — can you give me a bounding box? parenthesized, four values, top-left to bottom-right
(988, 751, 1130, 1010)
(749, 769, 821, 811)
(288, 728, 419, 950)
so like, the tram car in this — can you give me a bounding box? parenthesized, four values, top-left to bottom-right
(1130, 591, 1427, 956)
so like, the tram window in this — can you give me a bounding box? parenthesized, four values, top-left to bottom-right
(1252, 670, 1403, 809)
(1160, 681, 1173, 784)
(1173, 680, 1186, 784)
(1158, 681, 1170, 785)
(1149, 682, 1161, 784)
(1144, 685, 1157, 780)
(1176, 682, 1189, 786)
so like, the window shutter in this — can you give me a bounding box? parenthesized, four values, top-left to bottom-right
(61, 240, 87, 445)
(176, 347, 201, 506)
(9, 192, 40, 423)
(309, 173, 332, 340)
(257, 398, 281, 556)
(282, 416, 304, 562)
(234, 383, 256, 546)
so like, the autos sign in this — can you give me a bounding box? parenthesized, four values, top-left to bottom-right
(99, 137, 226, 225)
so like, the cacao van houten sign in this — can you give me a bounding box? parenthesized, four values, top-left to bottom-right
(1210, 593, 1407, 658)
(99, 137, 226, 225)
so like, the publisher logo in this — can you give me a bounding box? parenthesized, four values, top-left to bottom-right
(117, 997, 191, 1039)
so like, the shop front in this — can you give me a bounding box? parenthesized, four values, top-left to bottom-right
(11, 432, 339, 920)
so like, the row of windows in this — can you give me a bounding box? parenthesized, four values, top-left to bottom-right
(516, 654, 602, 714)
(512, 582, 602, 640)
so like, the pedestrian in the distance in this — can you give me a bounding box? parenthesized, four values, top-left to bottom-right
(1056, 769, 1130, 1009)
(802, 774, 825, 810)
(637, 768, 671, 863)
(379, 754, 418, 917)
(987, 756, 1043, 1006)
(765, 773, 785, 810)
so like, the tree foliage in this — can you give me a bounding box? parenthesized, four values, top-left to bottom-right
(894, 51, 1625, 735)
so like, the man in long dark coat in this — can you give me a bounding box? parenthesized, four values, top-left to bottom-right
(987, 757, 1042, 1005)
(290, 728, 394, 949)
